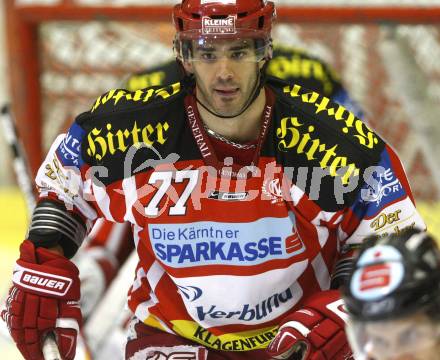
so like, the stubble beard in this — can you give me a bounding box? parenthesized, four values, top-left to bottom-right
(194, 69, 259, 118)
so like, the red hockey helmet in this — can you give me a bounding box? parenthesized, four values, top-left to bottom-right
(173, 0, 275, 61)
(173, 0, 275, 36)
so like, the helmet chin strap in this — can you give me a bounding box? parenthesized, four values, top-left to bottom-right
(183, 61, 270, 120)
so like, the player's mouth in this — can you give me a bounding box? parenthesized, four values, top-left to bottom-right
(213, 87, 240, 98)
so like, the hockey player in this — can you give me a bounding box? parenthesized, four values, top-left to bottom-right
(343, 228, 440, 360)
(71, 44, 367, 359)
(1, 1, 425, 359)
(77, 43, 365, 325)
(77, 29, 366, 327)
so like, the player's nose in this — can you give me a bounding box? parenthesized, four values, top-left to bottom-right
(215, 57, 234, 82)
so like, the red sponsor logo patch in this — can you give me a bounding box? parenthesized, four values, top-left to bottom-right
(285, 231, 303, 254)
(359, 264, 391, 291)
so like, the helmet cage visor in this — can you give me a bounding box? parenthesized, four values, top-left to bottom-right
(174, 29, 272, 63)
(346, 313, 440, 360)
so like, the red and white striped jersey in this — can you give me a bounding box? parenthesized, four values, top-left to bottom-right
(34, 81, 425, 351)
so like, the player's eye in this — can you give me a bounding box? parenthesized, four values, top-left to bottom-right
(230, 50, 248, 60)
(200, 52, 216, 62)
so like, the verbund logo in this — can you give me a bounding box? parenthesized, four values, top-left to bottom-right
(202, 16, 236, 34)
(21, 271, 72, 296)
(177, 285, 203, 302)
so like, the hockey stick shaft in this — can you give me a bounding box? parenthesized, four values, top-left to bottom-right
(42, 332, 61, 360)
(0, 103, 36, 214)
(1, 105, 60, 357)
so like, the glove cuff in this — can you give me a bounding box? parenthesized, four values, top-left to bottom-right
(267, 322, 311, 360)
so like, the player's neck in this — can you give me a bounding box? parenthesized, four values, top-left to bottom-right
(197, 87, 266, 143)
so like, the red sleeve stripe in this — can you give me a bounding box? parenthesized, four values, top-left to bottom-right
(122, 176, 142, 226)
(91, 181, 115, 222)
(105, 222, 131, 254)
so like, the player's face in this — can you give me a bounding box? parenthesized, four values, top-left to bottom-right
(347, 312, 440, 360)
(184, 38, 264, 117)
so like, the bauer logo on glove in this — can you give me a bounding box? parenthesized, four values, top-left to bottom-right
(13, 264, 73, 296)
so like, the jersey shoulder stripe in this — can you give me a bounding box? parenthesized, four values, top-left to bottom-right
(82, 82, 183, 116)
